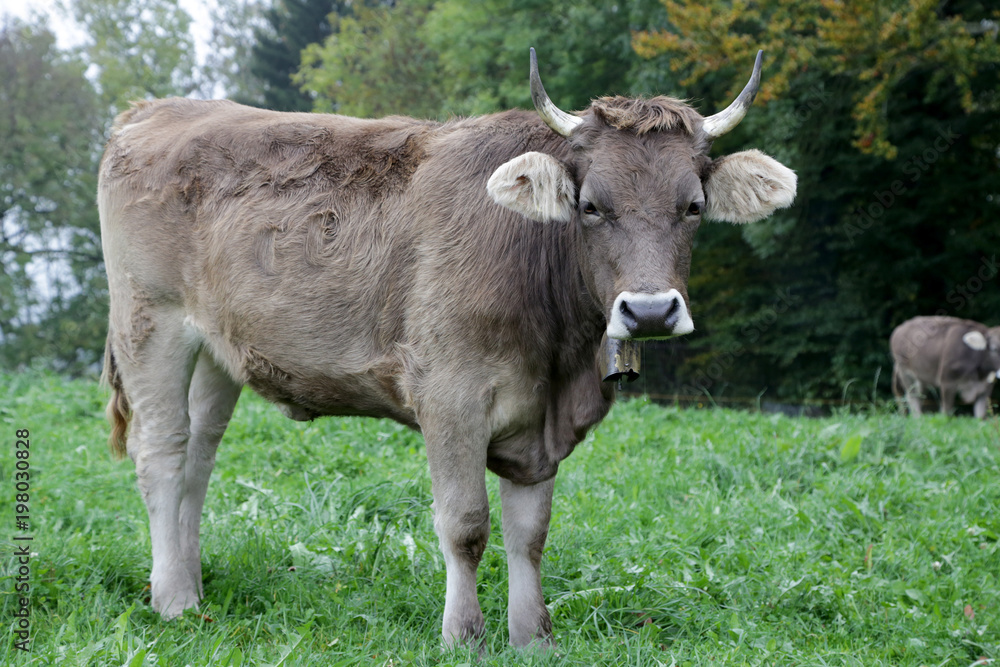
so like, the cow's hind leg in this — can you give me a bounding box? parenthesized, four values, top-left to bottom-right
(179, 349, 241, 598)
(891, 365, 907, 415)
(900, 373, 923, 417)
(500, 477, 554, 648)
(118, 309, 201, 619)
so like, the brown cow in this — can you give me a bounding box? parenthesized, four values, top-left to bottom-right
(99, 49, 795, 646)
(891, 316, 1000, 418)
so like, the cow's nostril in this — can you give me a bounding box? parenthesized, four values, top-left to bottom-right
(661, 297, 683, 331)
(664, 297, 679, 319)
(619, 300, 638, 329)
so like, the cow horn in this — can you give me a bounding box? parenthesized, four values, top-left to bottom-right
(530, 47, 583, 137)
(702, 50, 763, 139)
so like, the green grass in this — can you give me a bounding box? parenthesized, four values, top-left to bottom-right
(2, 371, 1000, 665)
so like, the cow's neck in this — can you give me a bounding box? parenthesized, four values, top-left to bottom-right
(542, 217, 616, 470)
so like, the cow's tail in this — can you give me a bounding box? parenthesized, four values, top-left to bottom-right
(891, 364, 901, 398)
(101, 336, 132, 460)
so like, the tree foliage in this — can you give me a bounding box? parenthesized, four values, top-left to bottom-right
(418, 0, 659, 115)
(1, 1, 207, 374)
(634, 0, 1000, 159)
(0, 17, 105, 372)
(248, 0, 348, 111)
(202, 0, 270, 105)
(297, 0, 444, 118)
(68, 0, 199, 112)
(298, 0, 666, 119)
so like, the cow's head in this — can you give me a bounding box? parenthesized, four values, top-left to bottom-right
(986, 327, 1000, 371)
(488, 49, 796, 340)
(963, 326, 1000, 380)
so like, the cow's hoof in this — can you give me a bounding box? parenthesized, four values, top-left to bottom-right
(442, 618, 486, 652)
(512, 635, 556, 653)
(151, 588, 200, 620)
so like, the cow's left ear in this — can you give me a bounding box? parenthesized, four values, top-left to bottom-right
(704, 149, 797, 224)
(487, 151, 575, 223)
(964, 331, 988, 351)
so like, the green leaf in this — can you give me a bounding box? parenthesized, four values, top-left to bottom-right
(904, 588, 928, 606)
(840, 435, 863, 462)
(113, 603, 134, 653)
(225, 647, 244, 667)
(126, 648, 147, 667)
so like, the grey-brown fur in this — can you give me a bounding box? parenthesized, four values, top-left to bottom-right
(99, 66, 794, 646)
(588, 96, 701, 136)
(891, 316, 1000, 418)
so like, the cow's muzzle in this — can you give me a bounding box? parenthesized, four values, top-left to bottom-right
(606, 290, 694, 340)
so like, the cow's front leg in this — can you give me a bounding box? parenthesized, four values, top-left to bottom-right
(940, 386, 956, 416)
(973, 393, 990, 419)
(423, 411, 491, 646)
(500, 477, 554, 648)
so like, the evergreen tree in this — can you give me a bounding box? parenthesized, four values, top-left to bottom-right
(249, 0, 350, 111)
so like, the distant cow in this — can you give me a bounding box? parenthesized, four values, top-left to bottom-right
(99, 49, 795, 646)
(891, 316, 1000, 419)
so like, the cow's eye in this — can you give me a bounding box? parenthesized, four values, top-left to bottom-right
(687, 201, 703, 217)
(581, 201, 599, 216)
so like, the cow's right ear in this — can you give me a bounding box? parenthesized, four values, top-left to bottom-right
(487, 151, 575, 223)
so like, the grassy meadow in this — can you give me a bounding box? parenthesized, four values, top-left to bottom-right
(2, 372, 1000, 665)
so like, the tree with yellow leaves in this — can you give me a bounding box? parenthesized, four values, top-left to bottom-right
(634, 0, 998, 158)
